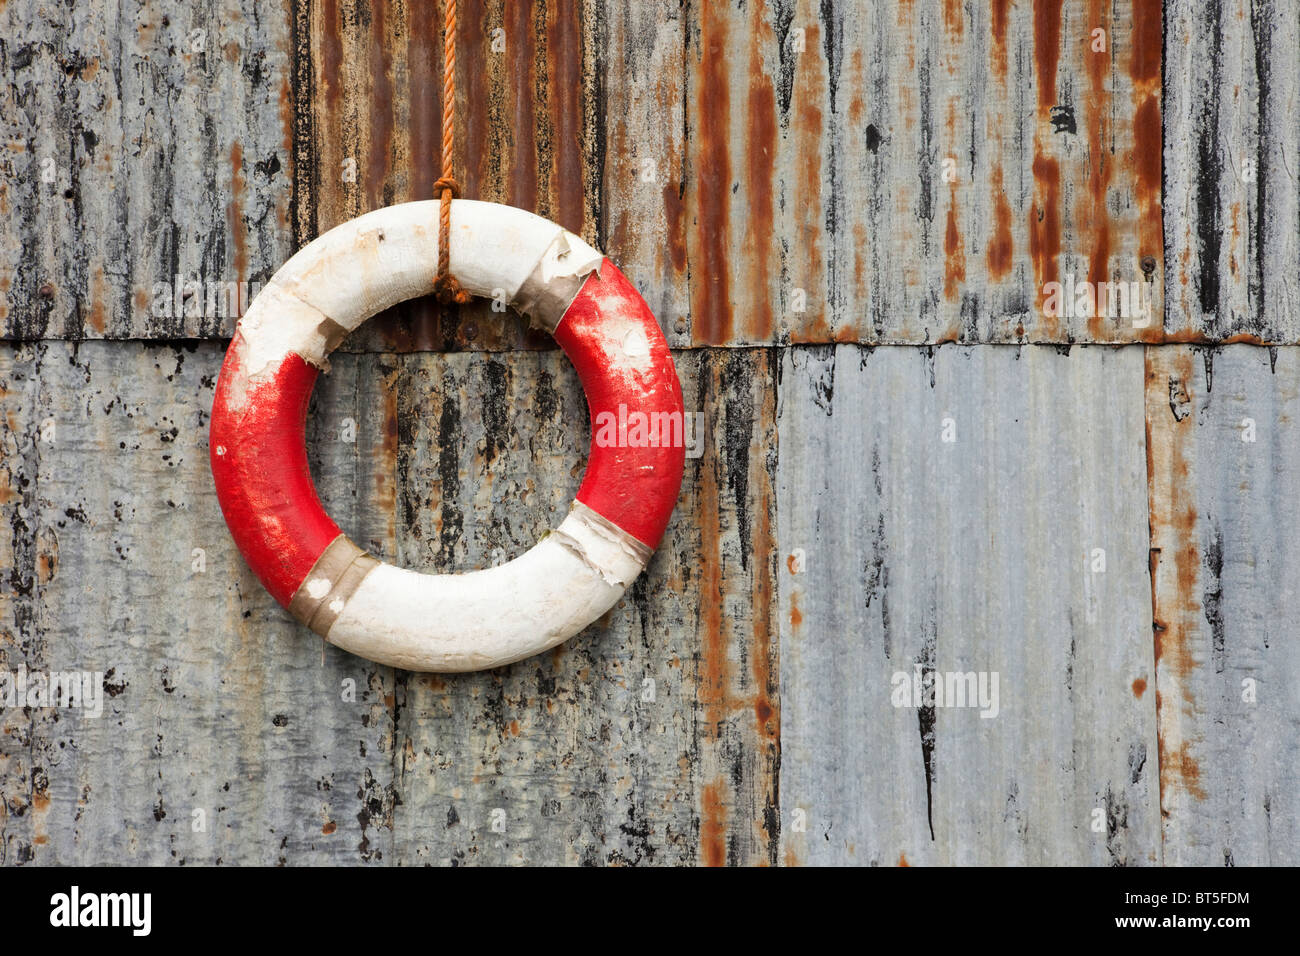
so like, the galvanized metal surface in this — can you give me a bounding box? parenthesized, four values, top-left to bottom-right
(0, 342, 780, 864)
(1145, 346, 1300, 865)
(2, 0, 1300, 867)
(0, 0, 295, 340)
(777, 344, 1161, 865)
(1163, 0, 1300, 342)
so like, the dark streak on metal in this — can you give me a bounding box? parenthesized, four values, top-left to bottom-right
(291, 0, 317, 245)
(917, 621, 936, 842)
(1190, 0, 1222, 325)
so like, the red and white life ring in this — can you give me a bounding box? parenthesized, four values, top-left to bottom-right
(209, 200, 685, 672)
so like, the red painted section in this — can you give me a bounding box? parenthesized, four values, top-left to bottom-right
(555, 260, 686, 549)
(209, 339, 339, 606)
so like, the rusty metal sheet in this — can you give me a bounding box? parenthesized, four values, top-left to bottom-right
(0, 0, 296, 341)
(295, 0, 601, 353)
(604, 0, 1164, 346)
(0, 340, 778, 864)
(1145, 345, 1300, 865)
(776, 344, 1161, 864)
(1162, 0, 1300, 343)
(1, 0, 1174, 347)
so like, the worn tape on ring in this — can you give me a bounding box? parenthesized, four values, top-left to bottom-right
(287, 535, 380, 636)
(513, 232, 602, 333)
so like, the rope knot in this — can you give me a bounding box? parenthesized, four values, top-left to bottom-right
(432, 176, 461, 199)
(434, 272, 472, 305)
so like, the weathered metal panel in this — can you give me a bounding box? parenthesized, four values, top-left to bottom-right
(1162, 0, 1300, 343)
(0, 341, 778, 864)
(2, 0, 1173, 347)
(0, 342, 398, 864)
(385, 348, 779, 865)
(605, 0, 1164, 346)
(776, 344, 1161, 864)
(1145, 345, 1300, 865)
(296, 0, 601, 353)
(0, 0, 296, 340)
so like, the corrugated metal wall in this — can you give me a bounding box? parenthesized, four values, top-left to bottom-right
(1, 0, 1296, 865)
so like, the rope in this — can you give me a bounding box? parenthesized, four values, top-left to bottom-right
(434, 0, 471, 305)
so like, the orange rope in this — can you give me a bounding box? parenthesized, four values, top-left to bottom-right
(433, 0, 471, 305)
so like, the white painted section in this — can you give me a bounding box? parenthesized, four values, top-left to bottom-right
(325, 507, 648, 672)
(235, 200, 602, 379)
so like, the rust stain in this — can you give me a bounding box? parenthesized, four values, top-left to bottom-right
(692, 3, 733, 345)
(941, 0, 963, 37)
(1130, 0, 1162, 86)
(227, 142, 248, 287)
(788, 22, 830, 342)
(318, 0, 343, 115)
(987, 164, 1014, 280)
(509, 0, 538, 211)
(898, 851, 910, 866)
(1032, 0, 1062, 110)
(365, 0, 395, 212)
(1145, 349, 1206, 810)
(461, 0, 489, 200)
(1029, 0, 1063, 335)
(663, 182, 688, 274)
(944, 198, 965, 302)
(743, 11, 777, 342)
(1131, 94, 1162, 262)
(1028, 153, 1061, 333)
(789, 590, 802, 632)
(37, 549, 56, 585)
(87, 263, 108, 333)
(547, 0, 584, 232)
(1159, 737, 1207, 801)
(1132, 677, 1147, 698)
(990, 0, 1011, 79)
(322, 821, 337, 834)
(1083, 0, 1113, 340)
(750, 463, 778, 744)
(407, 0, 437, 202)
(1130, 0, 1163, 305)
(700, 779, 726, 866)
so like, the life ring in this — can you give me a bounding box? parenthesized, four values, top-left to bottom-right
(209, 200, 685, 672)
